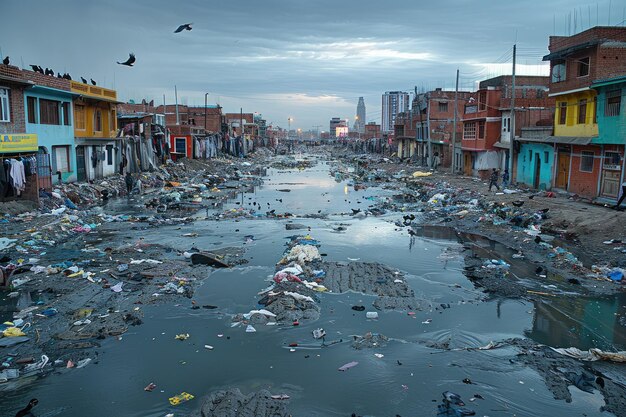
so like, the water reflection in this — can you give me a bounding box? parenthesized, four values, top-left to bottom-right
(528, 295, 626, 351)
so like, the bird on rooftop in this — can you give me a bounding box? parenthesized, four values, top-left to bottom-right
(90, 79, 96, 85)
(29, 64, 39, 72)
(2, 56, 9, 65)
(117, 53, 136, 66)
(174, 23, 193, 33)
(80, 77, 87, 84)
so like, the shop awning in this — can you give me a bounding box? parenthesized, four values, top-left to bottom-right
(518, 136, 595, 145)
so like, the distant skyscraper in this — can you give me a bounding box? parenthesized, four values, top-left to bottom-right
(354, 97, 366, 133)
(330, 117, 347, 137)
(381, 91, 410, 133)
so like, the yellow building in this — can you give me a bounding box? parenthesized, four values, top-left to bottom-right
(553, 90, 599, 137)
(70, 81, 120, 180)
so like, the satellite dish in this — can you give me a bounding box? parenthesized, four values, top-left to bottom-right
(552, 64, 565, 83)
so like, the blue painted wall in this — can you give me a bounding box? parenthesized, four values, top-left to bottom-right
(24, 88, 77, 184)
(516, 143, 554, 190)
(592, 80, 626, 145)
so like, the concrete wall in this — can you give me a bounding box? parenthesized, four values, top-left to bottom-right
(593, 81, 626, 145)
(516, 143, 554, 190)
(24, 90, 77, 183)
(553, 90, 599, 137)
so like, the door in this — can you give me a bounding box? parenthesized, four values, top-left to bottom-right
(75, 146, 86, 182)
(36, 147, 52, 190)
(463, 153, 472, 176)
(533, 153, 541, 189)
(555, 151, 570, 189)
(600, 151, 622, 198)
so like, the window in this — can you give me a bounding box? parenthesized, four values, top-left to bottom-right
(578, 99, 587, 124)
(75, 105, 86, 130)
(175, 137, 187, 154)
(52, 145, 71, 173)
(94, 109, 102, 132)
(438, 102, 448, 112)
(478, 120, 485, 138)
(593, 97, 598, 123)
(27, 96, 37, 123)
(605, 89, 621, 117)
(0, 87, 10, 122)
(109, 110, 116, 131)
(62, 102, 71, 126)
(578, 57, 590, 77)
(463, 122, 476, 140)
(479, 92, 486, 110)
(559, 102, 567, 125)
(106, 145, 113, 166)
(604, 151, 620, 167)
(39, 99, 60, 125)
(580, 151, 594, 172)
(544, 151, 550, 163)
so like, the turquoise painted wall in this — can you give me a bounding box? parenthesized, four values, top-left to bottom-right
(516, 143, 554, 190)
(24, 89, 77, 184)
(592, 81, 626, 145)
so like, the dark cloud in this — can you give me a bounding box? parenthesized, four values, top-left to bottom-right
(0, 0, 617, 128)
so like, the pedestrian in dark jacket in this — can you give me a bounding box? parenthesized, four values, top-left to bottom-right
(489, 168, 500, 191)
(502, 169, 510, 187)
(125, 172, 134, 194)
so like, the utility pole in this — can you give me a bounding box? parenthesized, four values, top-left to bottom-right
(204, 92, 209, 132)
(451, 69, 459, 174)
(426, 92, 432, 168)
(509, 44, 516, 178)
(174, 85, 179, 125)
(240, 107, 245, 156)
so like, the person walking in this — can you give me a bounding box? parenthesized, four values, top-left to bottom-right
(432, 152, 441, 171)
(125, 172, 134, 195)
(502, 169, 510, 187)
(614, 179, 626, 210)
(489, 168, 500, 191)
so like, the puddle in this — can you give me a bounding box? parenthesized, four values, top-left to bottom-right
(1, 160, 621, 417)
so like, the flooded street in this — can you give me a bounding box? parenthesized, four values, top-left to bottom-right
(2, 157, 623, 416)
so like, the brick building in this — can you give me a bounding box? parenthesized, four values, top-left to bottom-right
(461, 75, 553, 178)
(414, 88, 473, 168)
(0, 64, 40, 203)
(543, 26, 626, 199)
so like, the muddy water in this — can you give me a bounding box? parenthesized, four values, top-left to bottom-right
(2, 158, 622, 416)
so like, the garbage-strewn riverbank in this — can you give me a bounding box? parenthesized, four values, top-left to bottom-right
(1, 146, 625, 417)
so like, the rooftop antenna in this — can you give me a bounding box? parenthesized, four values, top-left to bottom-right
(609, 0, 612, 25)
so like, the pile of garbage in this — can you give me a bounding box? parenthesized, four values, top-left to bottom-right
(232, 235, 326, 328)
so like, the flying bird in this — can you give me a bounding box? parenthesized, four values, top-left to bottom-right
(90, 79, 96, 85)
(174, 23, 193, 33)
(117, 53, 136, 66)
(2, 56, 9, 65)
(81, 77, 87, 84)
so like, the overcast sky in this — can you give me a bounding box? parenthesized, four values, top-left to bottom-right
(1, 0, 624, 130)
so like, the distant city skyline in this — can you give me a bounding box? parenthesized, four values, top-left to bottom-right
(1, 0, 621, 128)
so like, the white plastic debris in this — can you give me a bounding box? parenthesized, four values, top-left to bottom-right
(366, 312, 379, 319)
